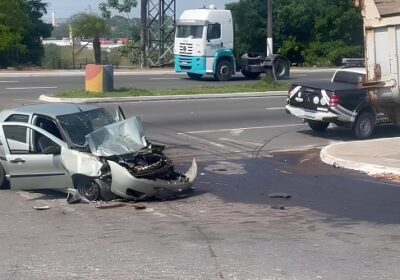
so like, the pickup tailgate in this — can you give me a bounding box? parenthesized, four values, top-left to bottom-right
(288, 81, 359, 110)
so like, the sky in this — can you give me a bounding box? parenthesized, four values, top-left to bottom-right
(44, 0, 238, 20)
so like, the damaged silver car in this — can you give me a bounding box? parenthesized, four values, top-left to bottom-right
(0, 104, 197, 202)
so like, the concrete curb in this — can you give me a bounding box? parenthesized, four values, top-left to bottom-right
(320, 139, 400, 175)
(39, 91, 288, 103)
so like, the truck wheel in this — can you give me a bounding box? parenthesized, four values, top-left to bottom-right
(215, 60, 233, 81)
(241, 70, 260, 80)
(307, 120, 329, 131)
(274, 59, 289, 79)
(187, 73, 203, 80)
(0, 163, 8, 189)
(353, 112, 374, 139)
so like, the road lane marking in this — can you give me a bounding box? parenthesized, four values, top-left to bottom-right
(0, 80, 19, 83)
(6, 86, 58, 90)
(177, 133, 226, 148)
(148, 77, 180, 80)
(265, 107, 285, 110)
(180, 123, 305, 134)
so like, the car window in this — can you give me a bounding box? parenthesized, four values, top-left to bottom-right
(333, 71, 365, 84)
(176, 25, 204, 39)
(57, 108, 115, 146)
(3, 126, 59, 155)
(34, 116, 62, 139)
(207, 23, 221, 40)
(5, 114, 29, 123)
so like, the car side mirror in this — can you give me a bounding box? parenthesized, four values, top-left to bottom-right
(43, 145, 61, 155)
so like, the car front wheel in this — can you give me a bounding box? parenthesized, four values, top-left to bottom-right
(76, 177, 101, 202)
(307, 120, 330, 132)
(353, 111, 374, 139)
(0, 163, 8, 189)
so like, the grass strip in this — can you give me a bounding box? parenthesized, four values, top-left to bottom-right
(55, 76, 289, 98)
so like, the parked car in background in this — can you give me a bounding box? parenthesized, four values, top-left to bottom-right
(285, 67, 390, 139)
(0, 103, 197, 202)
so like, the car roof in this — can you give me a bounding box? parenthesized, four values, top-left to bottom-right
(1, 103, 99, 118)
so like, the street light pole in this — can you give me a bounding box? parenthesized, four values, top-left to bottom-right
(266, 0, 273, 57)
(141, 0, 147, 68)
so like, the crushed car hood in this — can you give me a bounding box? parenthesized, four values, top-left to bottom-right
(86, 116, 148, 157)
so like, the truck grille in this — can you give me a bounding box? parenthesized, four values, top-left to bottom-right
(179, 43, 193, 55)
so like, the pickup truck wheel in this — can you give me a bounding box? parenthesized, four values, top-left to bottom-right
(215, 60, 233, 81)
(187, 73, 203, 80)
(76, 177, 101, 202)
(274, 59, 289, 79)
(241, 70, 260, 80)
(307, 120, 329, 131)
(353, 112, 374, 139)
(0, 163, 8, 189)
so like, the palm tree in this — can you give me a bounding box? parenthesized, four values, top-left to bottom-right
(70, 13, 109, 64)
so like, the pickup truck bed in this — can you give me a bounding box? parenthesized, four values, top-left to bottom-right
(285, 67, 390, 139)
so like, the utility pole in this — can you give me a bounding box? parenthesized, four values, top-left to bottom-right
(266, 0, 273, 56)
(141, 0, 147, 68)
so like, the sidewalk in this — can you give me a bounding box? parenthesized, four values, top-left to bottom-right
(320, 138, 400, 176)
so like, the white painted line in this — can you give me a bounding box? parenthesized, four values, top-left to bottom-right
(6, 86, 58, 90)
(0, 80, 19, 83)
(149, 77, 180, 80)
(180, 123, 305, 134)
(265, 107, 284, 110)
(177, 133, 226, 148)
(219, 137, 259, 146)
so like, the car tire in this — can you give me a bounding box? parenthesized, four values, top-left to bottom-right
(187, 73, 203, 80)
(214, 60, 233, 81)
(76, 177, 101, 202)
(273, 58, 289, 80)
(96, 179, 117, 201)
(0, 163, 8, 189)
(307, 120, 330, 132)
(353, 111, 374, 139)
(241, 70, 260, 80)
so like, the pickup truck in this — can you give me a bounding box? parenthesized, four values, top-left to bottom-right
(285, 67, 390, 139)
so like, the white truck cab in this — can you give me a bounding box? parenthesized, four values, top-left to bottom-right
(174, 5, 235, 81)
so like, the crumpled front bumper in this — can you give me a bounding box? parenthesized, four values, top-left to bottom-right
(108, 158, 197, 200)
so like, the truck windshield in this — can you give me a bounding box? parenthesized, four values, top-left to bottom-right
(176, 25, 204, 39)
(333, 71, 365, 85)
(57, 108, 115, 146)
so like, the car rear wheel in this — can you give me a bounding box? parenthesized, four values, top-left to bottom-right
(353, 111, 374, 139)
(307, 120, 330, 132)
(0, 163, 8, 189)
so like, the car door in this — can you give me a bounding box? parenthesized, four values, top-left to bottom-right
(0, 122, 73, 190)
(205, 22, 222, 59)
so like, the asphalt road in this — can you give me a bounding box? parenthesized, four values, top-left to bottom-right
(0, 68, 334, 108)
(1, 69, 400, 279)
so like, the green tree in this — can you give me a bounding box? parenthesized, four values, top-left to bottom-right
(51, 22, 70, 39)
(99, 0, 138, 39)
(226, 0, 363, 66)
(0, 0, 51, 67)
(70, 13, 109, 64)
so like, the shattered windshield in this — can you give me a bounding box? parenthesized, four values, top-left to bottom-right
(57, 108, 115, 146)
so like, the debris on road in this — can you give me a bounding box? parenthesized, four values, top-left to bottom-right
(95, 202, 126, 209)
(271, 205, 286, 210)
(128, 203, 147, 210)
(269, 193, 292, 199)
(33, 205, 51, 210)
